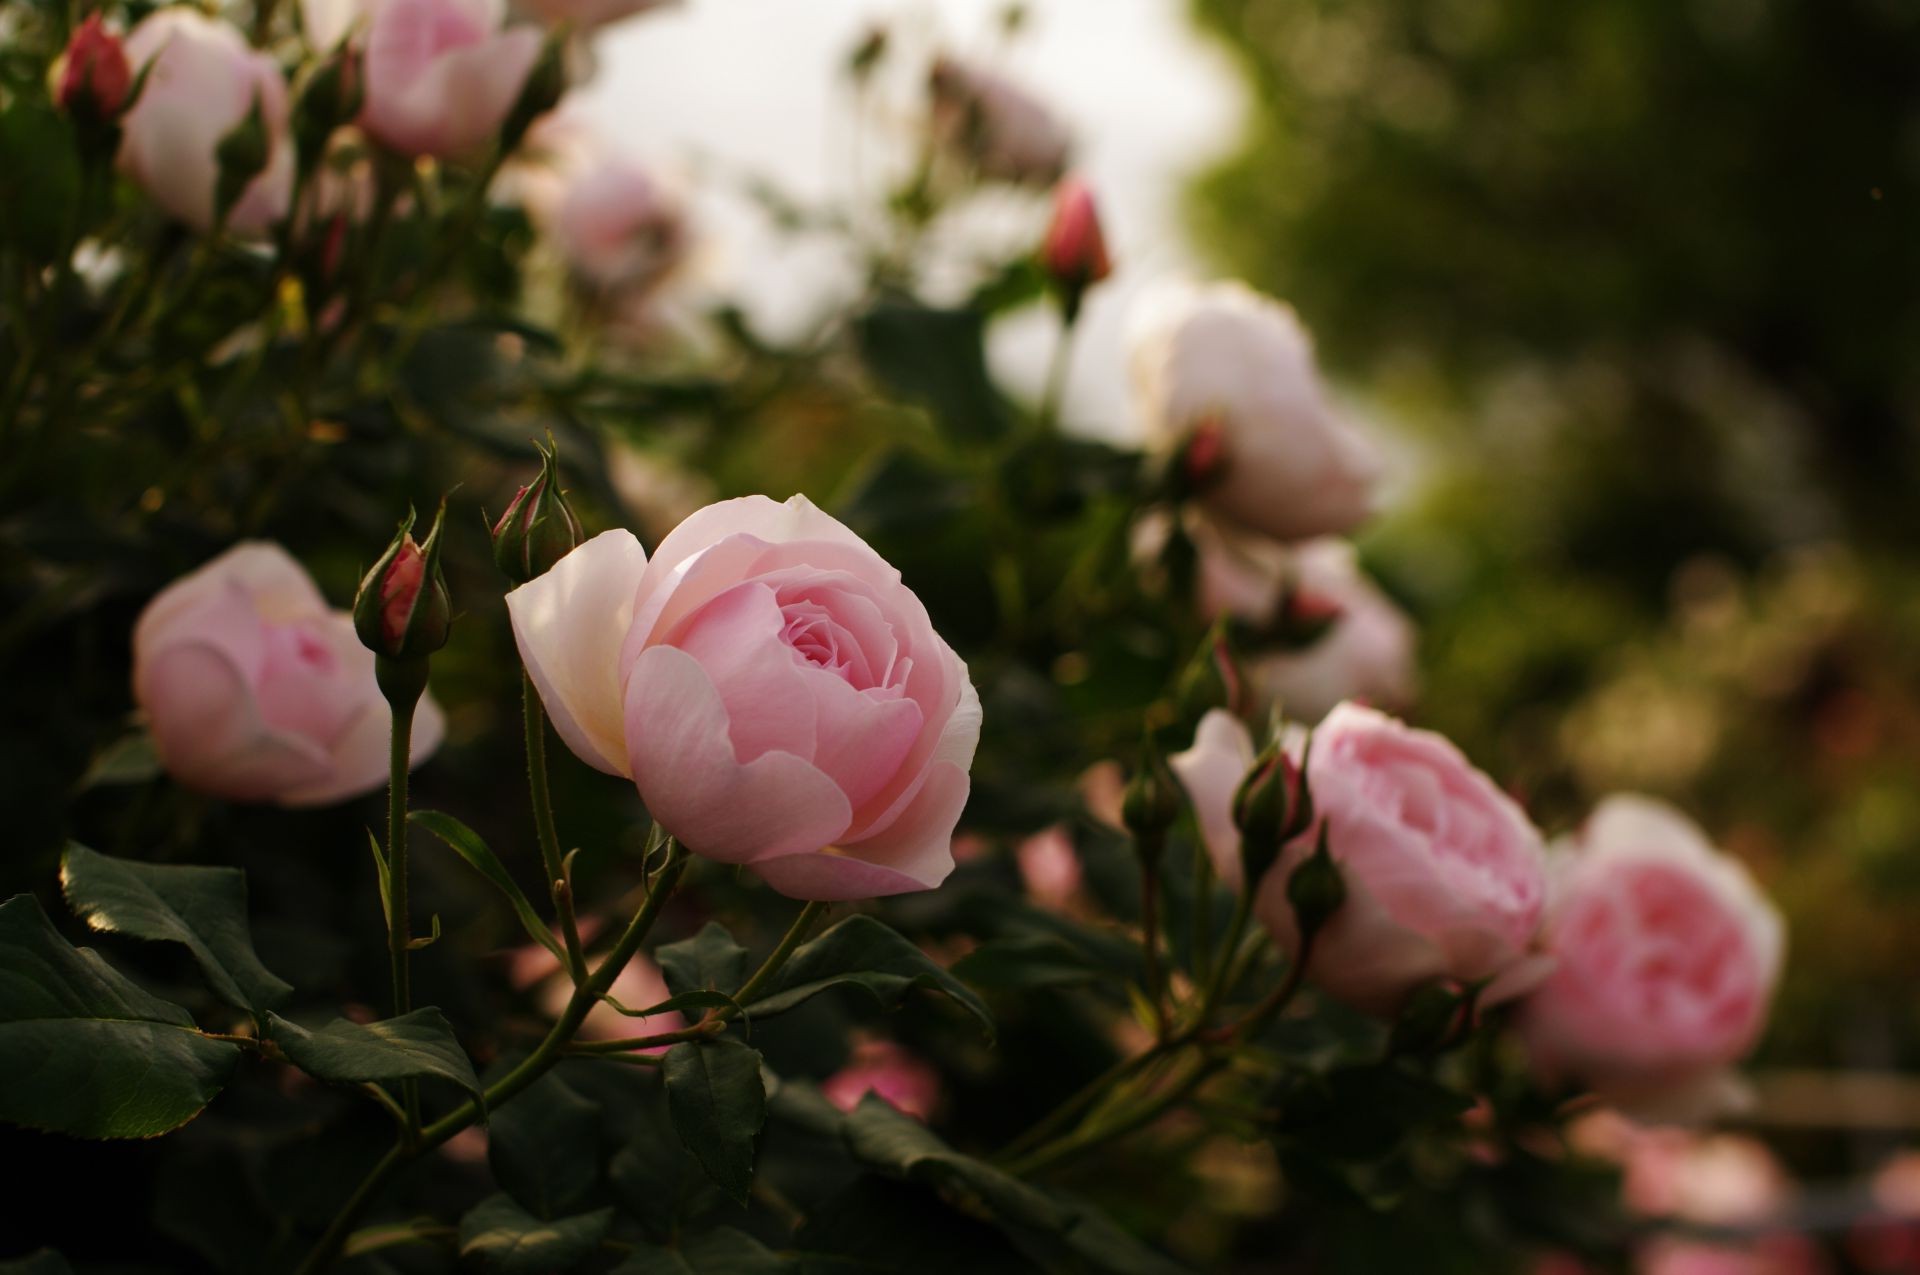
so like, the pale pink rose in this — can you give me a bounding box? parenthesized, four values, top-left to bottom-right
(1578, 1113, 1791, 1226)
(1077, 760, 1127, 831)
(132, 543, 444, 806)
(1872, 1151, 1920, 1217)
(552, 159, 689, 295)
(1016, 826, 1083, 910)
(507, 495, 980, 900)
(1253, 703, 1550, 1013)
(1249, 540, 1416, 723)
(1520, 797, 1785, 1119)
(1637, 1236, 1820, 1275)
(1129, 281, 1383, 543)
(822, 1039, 942, 1121)
(360, 0, 542, 159)
(515, 0, 676, 32)
(928, 55, 1069, 186)
(119, 9, 294, 238)
(510, 935, 683, 1044)
(1169, 708, 1257, 889)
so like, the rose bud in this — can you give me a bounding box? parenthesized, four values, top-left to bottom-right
(1121, 735, 1182, 843)
(359, 0, 543, 159)
(1252, 703, 1551, 1015)
(1233, 741, 1297, 888)
(1040, 174, 1111, 315)
(132, 543, 444, 805)
(491, 437, 583, 584)
(291, 44, 362, 174)
(506, 495, 980, 901)
(119, 8, 295, 237)
(927, 54, 1070, 187)
(1173, 617, 1245, 733)
(1518, 796, 1785, 1122)
(821, 1039, 943, 1122)
(551, 158, 690, 298)
(55, 15, 132, 128)
(1129, 281, 1383, 543)
(354, 503, 453, 666)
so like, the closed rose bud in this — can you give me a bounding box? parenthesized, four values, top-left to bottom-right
(1232, 741, 1294, 887)
(1121, 738, 1182, 842)
(292, 46, 361, 171)
(1174, 618, 1244, 731)
(56, 15, 132, 126)
(1130, 282, 1383, 543)
(492, 438, 583, 584)
(1253, 703, 1550, 1015)
(359, 0, 543, 159)
(1040, 174, 1111, 304)
(132, 543, 444, 805)
(1519, 797, 1784, 1121)
(928, 55, 1069, 187)
(354, 504, 452, 665)
(119, 9, 295, 237)
(506, 495, 980, 900)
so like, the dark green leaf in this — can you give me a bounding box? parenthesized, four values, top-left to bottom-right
(0, 894, 238, 1139)
(73, 730, 161, 791)
(857, 298, 1008, 439)
(0, 102, 80, 262)
(743, 915, 992, 1036)
(663, 1039, 765, 1205)
(267, 1007, 482, 1107)
(656, 921, 748, 999)
(0, 1250, 75, 1275)
(410, 810, 564, 961)
(489, 1071, 601, 1218)
(611, 1230, 787, 1275)
(609, 1140, 691, 1241)
(951, 934, 1103, 992)
(59, 842, 292, 1014)
(458, 1193, 612, 1274)
(610, 988, 737, 1020)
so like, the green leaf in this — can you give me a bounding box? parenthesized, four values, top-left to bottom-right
(0, 102, 80, 262)
(73, 730, 161, 792)
(857, 298, 1008, 440)
(610, 1229, 788, 1275)
(743, 915, 992, 1037)
(410, 810, 564, 961)
(607, 988, 737, 1020)
(0, 1250, 75, 1275)
(0, 894, 238, 1139)
(950, 934, 1103, 992)
(458, 1193, 613, 1274)
(662, 1038, 765, 1205)
(656, 921, 748, 999)
(267, 1007, 483, 1108)
(489, 1071, 601, 1218)
(59, 842, 292, 1015)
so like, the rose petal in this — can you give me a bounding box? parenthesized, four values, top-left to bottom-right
(754, 759, 969, 901)
(1169, 708, 1255, 889)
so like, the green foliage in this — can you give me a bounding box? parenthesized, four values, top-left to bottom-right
(742, 914, 992, 1036)
(457, 1193, 614, 1274)
(0, 894, 238, 1138)
(266, 1007, 482, 1106)
(656, 921, 750, 999)
(409, 810, 565, 960)
(59, 841, 291, 1014)
(663, 1038, 767, 1205)
(488, 1070, 603, 1218)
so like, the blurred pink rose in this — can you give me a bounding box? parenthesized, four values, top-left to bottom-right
(360, 0, 542, 158)
(133, 543, 444, 805)
(1249, 540, 1417, 724)
(1016, 826, 1083, 910)
(1129, 281, 1383, 543)
(1519, 797, 1785, 1118)
(822, 1039, 942, 1121)
(120, 9, 294, 237)
(552, 159, 690, 295)
(1254, 703, 1550, 1013)
(928, 55, 1069, 186)
(1637, 1235, 1820, 1275)
(507, 495, 980, 900)
(1169, 708, 1257, 889)
(509, 934, 682, 1043)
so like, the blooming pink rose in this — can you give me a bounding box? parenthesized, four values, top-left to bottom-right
(928, 55, 1070, 186)
(132, 543, 444, 806)
(821, 1039, 942, 1121)
(1519, 797, 1785, 1118)
(552, 159, 690, 295)
(1254, 703, 1550, 1013)
(1129, 282, 1383, 543)
(359, 0, 542, 159)
(507, 495, 981, 900)
(1016, 825, 1083, 910)
(120, 9, 295, 237)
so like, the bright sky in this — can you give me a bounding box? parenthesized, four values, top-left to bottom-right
(575, 0, 1248, 441)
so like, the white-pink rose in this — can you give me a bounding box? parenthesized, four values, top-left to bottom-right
(1169, 708, 1259, 890)
(507, 495, 981, 901)
(1254, 703, 1550, 1013)
(552, 159, 690, 295)
(928, 55, 1070, 186)
(120, 9, 295, 238)
(360, 0, 542, 159)
(1251, 540, 1416, 723)
(1519, 796, 1785, 1118)
(1129, 282, 1383, 543)
(132, 543, 444, 806)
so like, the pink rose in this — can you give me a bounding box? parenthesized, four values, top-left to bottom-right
(1249, 540, 1416, 724)
(1254, 703, 1550, 1013)
(928, 55, 1070, 186)
(1169, 708, 1259, 889)
(508, 933, 682, 1043)
(1129, 282, 1383, 543)
(551, 159, 690, 296)
(132, 543, 444, 806)
(821, 1039, 942, 1121)
(1016, 825, 1083, 911)
(1519, 797, 1785, 1118)
(507, 495, 981, 900)
(359, 0, 542, 159)
(120, 9, 295, 237)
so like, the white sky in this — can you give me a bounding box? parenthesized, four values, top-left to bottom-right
(574, 0, 1248, 441)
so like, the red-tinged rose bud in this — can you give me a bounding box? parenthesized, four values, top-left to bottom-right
(56, 15, 132, 126)
(1180, 415, 1228, 491)
(491, 436, 582, 584)
(355, 502, 453, 676)
(1175, 617, 1245, 729)
(1278, 584, 1345, 646)
(1040, 174, 1111, 303)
